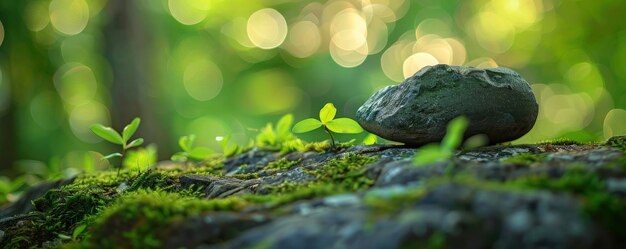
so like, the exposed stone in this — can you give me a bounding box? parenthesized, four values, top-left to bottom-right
(356, 64, 538, 145)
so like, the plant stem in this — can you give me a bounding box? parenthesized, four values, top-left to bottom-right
(324, 126, 336, 151)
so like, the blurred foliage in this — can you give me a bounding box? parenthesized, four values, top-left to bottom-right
(1, 0, 626, 184)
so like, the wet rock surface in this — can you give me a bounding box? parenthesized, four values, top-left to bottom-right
(1, 138, 625, 249)
(356, 64, 539, 145)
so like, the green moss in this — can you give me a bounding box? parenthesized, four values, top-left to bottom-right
(501, 153, 547, 165)
(399, 232, 446, 249)
(74, 190, 248, 249)
(264, 158, 300, 172)
(511, 168, 626, 239)
(231, 172, 260, 180)
(537, 138, 586, 145)
(125, 170, 174, 192)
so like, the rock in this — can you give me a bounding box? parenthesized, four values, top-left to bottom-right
(356, 64, 538, 145)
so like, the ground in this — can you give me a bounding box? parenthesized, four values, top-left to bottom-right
(1, 136, 625, 249)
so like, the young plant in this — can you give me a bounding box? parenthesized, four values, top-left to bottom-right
(171, 135, 214, 162)
(292, 103, 363, 151)
(216, 135, 240, 157)
(413, 116, 468, 167)
(90, 117, 144, 163)
(0, 176, 25, 204)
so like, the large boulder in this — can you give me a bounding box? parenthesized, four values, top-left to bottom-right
(356, 64, 538, 145)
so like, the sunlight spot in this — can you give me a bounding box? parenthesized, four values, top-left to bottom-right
(49, 0, 89, 35)
(247, 8, 288, 49)
(284, 21, 321, 58)
(168, 0, 208, 25)
(25, 1, 50, 32)
(183, 59, 223, 101)
(403, 52, 438, 78)
(54, 63, 98, 105)
(604, 109, 626, 138)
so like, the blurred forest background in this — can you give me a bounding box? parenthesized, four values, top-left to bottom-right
(0, 0, 625, 180)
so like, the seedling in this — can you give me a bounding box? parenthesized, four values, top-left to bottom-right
(90, 117, 144, 164)
(171, 135, 214, 162)
(292, 103, 363, 151)
(413, 116, 468, 172)
(216, 135, 240, 157)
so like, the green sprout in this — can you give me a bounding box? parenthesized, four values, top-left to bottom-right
(90, 117, 144, 163)
(413, 116, 468, 168)
(216, 135, 240, 157)
(171, 135, 214, 162)
(292, 103, 363, 151)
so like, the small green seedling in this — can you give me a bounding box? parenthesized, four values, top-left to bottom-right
(0, 176, 24, 204)
(171, 135, 214, 162)
(292, 103, 363, 151)
(216, 135, 240, 157)
(90, 117, 144, 163)
(413, 116, 468, 167)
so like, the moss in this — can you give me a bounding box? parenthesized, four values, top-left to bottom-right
(537, 138, 586, 145)
(263, 158, 300, 172)
(511, 167, 626, 240)
(231, 172, 260, 180)
(33, 186, 112, 234)
(501, 153, 547, 165)
(74, 190, 248, 249)
(125, 170, 174, 192)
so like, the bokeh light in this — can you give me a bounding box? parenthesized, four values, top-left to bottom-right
(247, 8, 288, 49)
(0, 19, 5, 47)
(284, 21, 321, 58)
(53, 63, 98, 106)
(604, 109, 626, 139)
(168, 0, 209, 25)
(242, 69, 300, 114)
(49, 0, 89, 35)
(183, 58, 223, 101)
(25, 1, 50, 32)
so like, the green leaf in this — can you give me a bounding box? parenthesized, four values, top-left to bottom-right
(326, 118, 363, 133)
(179, 135, 196, 152)
(122, 118, 141, 143)
(90, 124, 123, 145)
(72, 224, 87, 240)
(171, 152, 188, 162)
(441, 116, 469, 151)
(125, 138, 144, 149)
(102, 153, 123, 160)
(276, 114, 294, 138)
(292, 118, 322, 133)
(319, 103, 336, 124)
(188, 147, 213, 160)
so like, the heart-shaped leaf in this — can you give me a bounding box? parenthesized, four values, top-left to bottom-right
(189, 147, 213, 160)
(319, 103, 336, 124)
(122, 118, 141, 143)
(292, 118, 322, 133)
(125, 138, 144, 149)
(326, 118, 363, 134)
(91, 125, 123, 145)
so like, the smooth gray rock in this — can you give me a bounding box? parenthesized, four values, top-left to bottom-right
(356, 64, 538, 145)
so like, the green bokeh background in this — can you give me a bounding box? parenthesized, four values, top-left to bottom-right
(1, 0, 625, 176)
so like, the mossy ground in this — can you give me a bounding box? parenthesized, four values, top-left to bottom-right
(2, 140, 625, 249)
